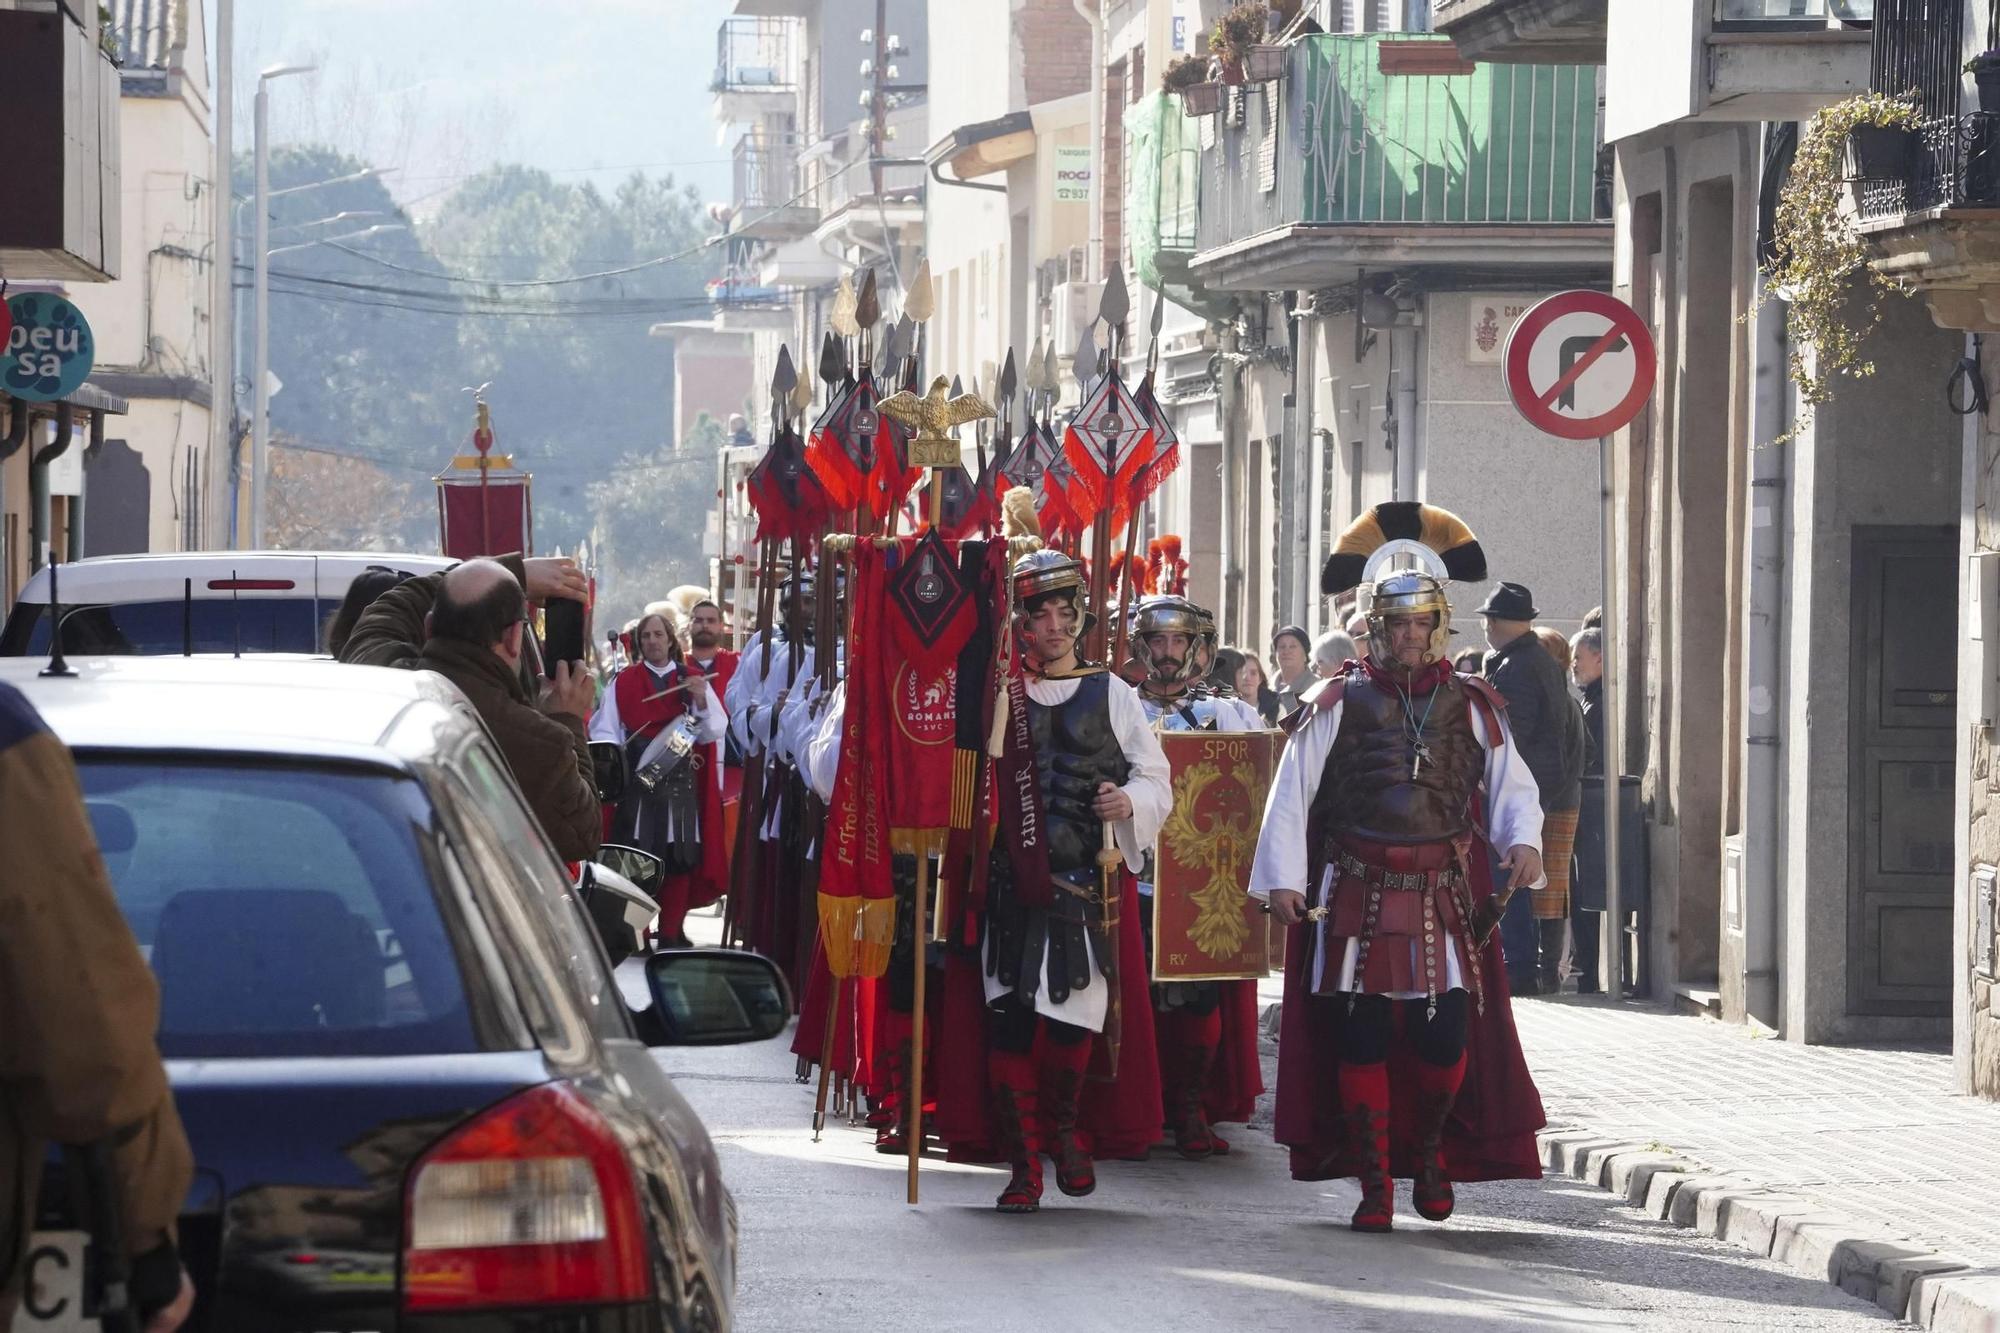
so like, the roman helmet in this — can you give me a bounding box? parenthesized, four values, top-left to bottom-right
(1129, 593, 1214, 690)
(1012, 548, 1092, 634)
(1322, 502, 1488, 668)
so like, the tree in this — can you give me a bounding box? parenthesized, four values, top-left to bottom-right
(587, 413, 725, 632)
(266, 439, 430, 551)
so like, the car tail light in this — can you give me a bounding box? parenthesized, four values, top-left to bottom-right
(402, 1082, 651, 1311)
(205, 578, 296, 590)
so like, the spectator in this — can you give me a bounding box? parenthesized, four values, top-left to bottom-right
(1270, 625, 1313, 715)
(1582, 605, 1603, 630)
(323, 566, 408, 657)
(1478, 582, 1582, 996)
(1210, 646, 1248, 698)
(341, 558, 602, 863)
(1, 684, 195, 1332)
(1452, 645, 1485, 674)
(1311, 628, 1356, 678)
(1234, 650, 1282, 725)
(728, 413, 755, 447)
(1535, 625, 1573, 676)
(1345, 609, 1371, 640)
(1569, 626, 1611, 993)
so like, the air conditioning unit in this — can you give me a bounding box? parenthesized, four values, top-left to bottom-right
(1049, 279, 1104, 354)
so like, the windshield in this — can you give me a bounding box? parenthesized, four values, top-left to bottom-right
(77, 758, 482, 1059)
(1, 598, 327, 657)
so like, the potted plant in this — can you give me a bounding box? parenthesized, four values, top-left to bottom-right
(1848, 120, 1915, 179)
(1209, 4, 1266, 84)
(1969, 50, 2000, 109)
(1757, 91, 1921, 429)
(1162, 54, 1222, 116)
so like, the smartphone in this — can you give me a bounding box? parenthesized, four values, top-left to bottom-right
(543, 595, 586, 667)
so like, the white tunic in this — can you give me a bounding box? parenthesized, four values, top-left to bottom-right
(1247, 687, 1545, 997)
(980, 672, 1174, 1033)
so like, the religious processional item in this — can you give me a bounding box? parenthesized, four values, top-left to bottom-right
(435, 386, 534, 559)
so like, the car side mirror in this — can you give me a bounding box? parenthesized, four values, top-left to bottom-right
(641, 948, 791, 1046)
(596, 842, 663, 896)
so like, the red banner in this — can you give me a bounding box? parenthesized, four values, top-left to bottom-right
(1150, 729, 1279, 983)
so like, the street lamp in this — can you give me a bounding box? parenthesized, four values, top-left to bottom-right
(251, 61, 317, 549)
(265, 223, 406, 259)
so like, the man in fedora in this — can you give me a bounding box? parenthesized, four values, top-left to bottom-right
(1479, 582, 1582, 995)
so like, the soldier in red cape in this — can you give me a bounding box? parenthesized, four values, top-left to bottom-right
(1128, 594, 1266, 1158)
(1250, 556, 1548, 1233)
(589, 612, 729, 945)
(930, 549, 1173, 1214)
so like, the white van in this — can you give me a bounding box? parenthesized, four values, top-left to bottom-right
(0, 551, 453, 657)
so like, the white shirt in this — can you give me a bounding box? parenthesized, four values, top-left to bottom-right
(800, 681, 847, 804)
(1247, 684, 1545, 995)
(981, 670, 1174, 1032)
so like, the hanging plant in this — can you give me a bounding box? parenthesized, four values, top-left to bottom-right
(1209, 4, 1267, 67)
(1756, 90, 1920, 417)
(1162, 53, 1210, 93)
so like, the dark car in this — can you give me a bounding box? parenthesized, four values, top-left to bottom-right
(7, 657, 786, 1332)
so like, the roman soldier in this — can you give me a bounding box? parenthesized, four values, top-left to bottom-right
(1249, 502, 1549, 1232)
(1127, 593, 1266, 1160)
(589, 611, 729, 945)
(967, 549, 1173, 1215)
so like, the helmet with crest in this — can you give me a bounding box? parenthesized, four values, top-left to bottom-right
(1322, 502, 1487, 668)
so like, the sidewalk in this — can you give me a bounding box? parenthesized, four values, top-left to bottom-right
(1515, 996, 2000, 1331)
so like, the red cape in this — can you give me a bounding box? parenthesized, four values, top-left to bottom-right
(932, 871, 1165, 1162)
(1271, 846, 1545, 1183)
(1192, 978, 1265, 1126)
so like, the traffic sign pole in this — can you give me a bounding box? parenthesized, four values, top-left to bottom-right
(1502, 289, 1656, 999)
(1599, 433, 1623, 997)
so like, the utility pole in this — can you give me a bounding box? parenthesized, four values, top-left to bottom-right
(870, 0, 887, 199)
(208, 0, 232, 549)
(249, 63, 316, 549)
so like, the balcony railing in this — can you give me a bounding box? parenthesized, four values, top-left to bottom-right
(714, 17, 797, 96)
(1715, 0, 1873, 23)
(1195, 34, 1602, 257)
(1855, 0, 2000, 219)
(733, 132, 801, 212)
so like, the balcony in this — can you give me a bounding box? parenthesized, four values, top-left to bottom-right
(712, 17, 798, 123)
(729, 132, 818, 242)
(0, 8, 122, 281)
(1603, 0, 1870, 139)
(1855, 0, 2000, 331)
(1433, 0, 1608, 65)
(1189, 34, 1609, 292)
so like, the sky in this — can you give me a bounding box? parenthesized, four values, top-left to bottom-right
(214, 0, 737, 215)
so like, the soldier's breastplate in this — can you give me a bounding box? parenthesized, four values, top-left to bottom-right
(1029, 674, 1131, 873)
(1325, 676, 1481, 843)
(1143, 691, 1219, 732)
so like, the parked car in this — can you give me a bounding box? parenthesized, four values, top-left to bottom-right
(0, 551, 453, 657)
(8, 656, 786, 1332)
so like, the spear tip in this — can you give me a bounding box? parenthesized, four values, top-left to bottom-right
(1099, 264, 1130, 329)
(906, 257, 935, 323)
(856, 268, 882, 330)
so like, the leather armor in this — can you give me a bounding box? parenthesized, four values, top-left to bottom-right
(989, 672, 1129, 1006)
(1319, 672, 1481, 844)
(1029, 673, 1131, 874)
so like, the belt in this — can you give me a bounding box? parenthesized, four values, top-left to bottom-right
(1335, 851, 1459, 893)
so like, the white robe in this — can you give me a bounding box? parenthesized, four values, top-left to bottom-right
(1247, 688, 1545, 997)
(980, 672, 1174, 1033)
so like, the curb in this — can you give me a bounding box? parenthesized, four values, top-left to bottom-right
(1540, 1130, 2000, 1332)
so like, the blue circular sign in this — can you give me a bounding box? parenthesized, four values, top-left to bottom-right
(4, 293, 95, 403)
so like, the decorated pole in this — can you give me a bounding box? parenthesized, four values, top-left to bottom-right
(877, 371, 996, 1205)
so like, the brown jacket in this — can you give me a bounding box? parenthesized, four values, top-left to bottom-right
(339, 566, 601, 862)
(0, 684, 193, 1319)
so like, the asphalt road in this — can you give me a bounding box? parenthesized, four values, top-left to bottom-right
(661, 1027, 1912, 1333)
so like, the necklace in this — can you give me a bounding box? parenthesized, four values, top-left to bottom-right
(1396, 678, 1440, 779)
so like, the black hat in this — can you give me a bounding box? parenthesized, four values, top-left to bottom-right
(1477, 581, 1538, 620)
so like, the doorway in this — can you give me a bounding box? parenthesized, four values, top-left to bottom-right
(1846, 524, 1956, 1017)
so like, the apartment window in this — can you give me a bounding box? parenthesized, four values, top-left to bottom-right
(1130, 43, 1145, 104)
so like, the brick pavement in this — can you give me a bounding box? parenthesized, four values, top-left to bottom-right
(1514, 994, 2000, 1327)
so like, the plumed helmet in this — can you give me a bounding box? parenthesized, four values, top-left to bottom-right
(1322, 502, 1487, 670)
(1011, 548, 1094, 638)
(1130, 594, 1215, 688)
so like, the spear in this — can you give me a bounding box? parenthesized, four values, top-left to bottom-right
(1112, 293, 1169, 672)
